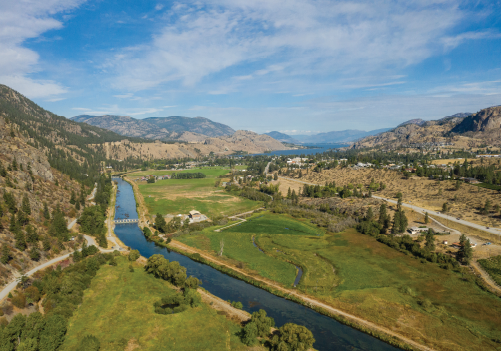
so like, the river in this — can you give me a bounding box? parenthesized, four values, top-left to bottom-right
(113, 177, 399, 351)
(252, 143, 348, 157)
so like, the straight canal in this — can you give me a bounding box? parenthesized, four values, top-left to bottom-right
(113, 177, 400, 351)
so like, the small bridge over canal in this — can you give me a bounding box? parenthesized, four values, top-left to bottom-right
(113, 218, 139, 224)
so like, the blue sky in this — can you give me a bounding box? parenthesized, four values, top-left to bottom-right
(1, 0, 501, 135)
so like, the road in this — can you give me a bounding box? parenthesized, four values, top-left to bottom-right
(264, 161, 271, 175)
(278, 176, 501, 236)
(372, 195, 501, 235)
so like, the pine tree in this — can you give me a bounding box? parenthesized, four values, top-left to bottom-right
(75, 200, 81, 211)
(1, 244, 11, 264)
(424, 212, 429, 224)
(11, 157, 18, 171)
(26, 225, 39, 243)
(43, 202, 50, 220)
(9, 214, 19, 233)
(425, 229, 435, 251)
(287, 187, 292, 199)
(15, 231, 26, 251)
(457, 234, 473, 264)
(365, 207, 374, 221)
(42, 236, 51, 251)
(70, 190, 76, 205)
(398, 210, 408, 233)
(391, 212, 401, 235)
(22, 194, 31, 215)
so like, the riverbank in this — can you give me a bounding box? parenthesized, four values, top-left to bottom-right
(162, 238, 430, 351)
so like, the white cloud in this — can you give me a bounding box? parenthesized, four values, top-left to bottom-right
(107, 0, 494, 93)
(71, 105, 163, 117)
(155, 4, 164, 11)
(0, 0, 85, 98)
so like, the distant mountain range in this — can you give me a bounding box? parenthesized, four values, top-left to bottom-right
(266, 128, 391, 144)
(70, 115, 235, 140)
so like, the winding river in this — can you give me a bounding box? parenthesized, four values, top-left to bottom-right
(113, 177, 399, 351)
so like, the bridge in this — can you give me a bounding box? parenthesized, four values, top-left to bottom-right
(113, 218, 139, 224)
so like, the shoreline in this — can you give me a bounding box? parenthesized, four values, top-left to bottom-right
(122, 172, 433, 351)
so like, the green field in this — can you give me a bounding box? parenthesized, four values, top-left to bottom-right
(135, 168, 261, 217)
(179, 211, 501, 351)
(62, 256, 250, 351)
(129, 167, 233, 178)
(224, 213, 323, 236)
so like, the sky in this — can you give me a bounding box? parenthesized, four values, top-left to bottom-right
(1, 0, 501, 135)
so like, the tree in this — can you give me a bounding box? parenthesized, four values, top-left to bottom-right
(24, 286, 41, 302)
(483, 199, 491, 215)
(442, 202, 448, 213)
(274, 173, 278, 180)
(457, 234, 473, 265)
(42, 236, 51, 251)
(251, 309, 275, 337)
(241, 322, 258, 346)
(42, 202, 50, 220)
(425, 229, 435, 251)
(15, 231, 27, 251)
(75, 334, 101, 351)
(1, 244, 11, 264)
(455, 180, 461, 191)
(128, 249, 140, 261)
(22, 194, 31, 215)
(183, 288, 201, 307)
(39, 315, 67, 351)
(271, 323, 315, 351)
(70, 191, 76, 205)
(378, 204, 390, 232)
(365, 207, 374, 221)
(424, 212, 429, 224)
(29, 246, 41, 261)
(155, 213, 167, 233)
(49, 205, 70, 241)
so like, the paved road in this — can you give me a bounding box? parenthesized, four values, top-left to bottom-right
(372, 195, 501, 235)
(278, 176, 501, 236)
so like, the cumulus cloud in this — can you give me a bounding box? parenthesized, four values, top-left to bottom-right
(0, 0, 85, 98)
(108, 0, 494, 92)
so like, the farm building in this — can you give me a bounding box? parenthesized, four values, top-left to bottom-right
(189, 210, 203, 221)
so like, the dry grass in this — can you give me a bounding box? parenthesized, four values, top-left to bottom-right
(299, 167, 501, 229)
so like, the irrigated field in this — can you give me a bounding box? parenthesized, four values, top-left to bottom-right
(178, 210, 501, 351)
(134, 168, 261, 217)
(62, 256, 251, 351)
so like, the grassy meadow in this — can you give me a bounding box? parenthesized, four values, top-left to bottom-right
(178, 210, 501, 351)
(62, 256, 250, 351)
(133, 167, 262, 217)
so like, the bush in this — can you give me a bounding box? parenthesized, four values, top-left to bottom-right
(251, 309, 275, 337)
(11, 292, 26, 308)
(76, 335, 101, 351)
(24, 286, 41, 302)
(271, 323, 315, 351)
(241, 321, 258, 346)
(128, 249, 140, 261)
(184, 289, 202, 307)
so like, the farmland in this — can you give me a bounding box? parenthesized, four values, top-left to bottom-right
(177, 211, 501, 351)
(132, 167, 262, 217)
(62, 256, 251, 351)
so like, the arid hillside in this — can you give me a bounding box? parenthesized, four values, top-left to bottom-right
(0, 116, 85, 287)
(352, 106, 501, 150)
(97, 130, 291, 160)
(297, 167, 501, 229)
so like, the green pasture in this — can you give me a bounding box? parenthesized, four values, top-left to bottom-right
(178, 209, 501, 350)
(478, 255, 501, 286)
(129, 167, 232, 178)
(224, 213, 323, 236)
(179, 230, 297, 286)
(62, 256, 250, 351)
(137, 175, 261, 217)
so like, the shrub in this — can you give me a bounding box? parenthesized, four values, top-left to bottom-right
(76, 335, 101, 351)
(11, 292, 26, 308)
(128, 249, 140, 261)
(241, 322, 258, 346)
(24, 286, 41, 302)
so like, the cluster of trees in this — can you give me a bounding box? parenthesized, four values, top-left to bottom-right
(357, 201, 408, 236)
(238, 186, 272, 203)
(0, 253, 110, 350)
(154, 214, 188, 234)
(241, 309, 315, 351)
(77, 206, 106, 246)
(144, 254, 201, 289)
(171, 172, 206, 179)
(153, 288, 201, 315)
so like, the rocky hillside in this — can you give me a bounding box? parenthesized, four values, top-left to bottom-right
(0, 85, 142, 182)
(0, 115, 86, 287)
(351, 107, 499, 150)
(71, 114, 236, 140)
(97, 130, 290, 160)
(293, 128, 391, 144)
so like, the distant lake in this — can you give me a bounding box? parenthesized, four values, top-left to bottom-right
(252, 143, 348, 157)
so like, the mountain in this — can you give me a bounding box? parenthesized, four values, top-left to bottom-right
(397, 119, 426, 127)
(292, 128, 391, 144)
(0, 85, 142, 183)
(71, 115, 235, 140)
(264, 131, 300, 144)
(350, 108, 501, 150)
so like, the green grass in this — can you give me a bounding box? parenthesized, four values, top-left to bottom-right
(179, 230, 298, 286)
(179, 210, 501, 351)
(478, 255, 501, 286)
(130, 167, 233, 178)
(224, 213, 323, 236)
(137, 173, 261, 217)
(62, 256, 250, 351)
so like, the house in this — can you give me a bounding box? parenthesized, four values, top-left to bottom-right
(189, 210, 202, 221)
(409, 227, 429, 235)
